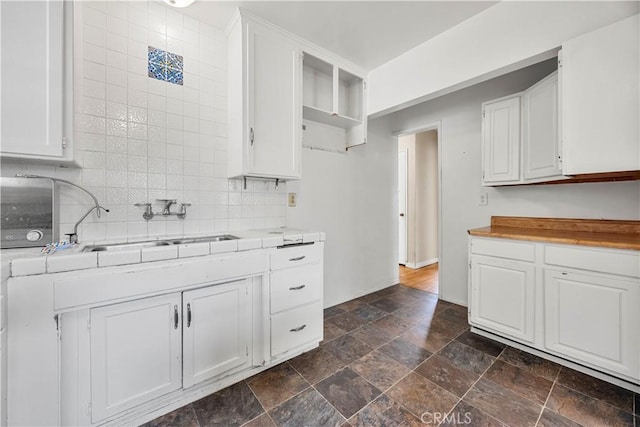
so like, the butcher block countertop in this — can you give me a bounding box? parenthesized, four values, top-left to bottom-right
(468, 216, 640, 251)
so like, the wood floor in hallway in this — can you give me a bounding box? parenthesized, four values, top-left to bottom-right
(399, 263, 439, 294)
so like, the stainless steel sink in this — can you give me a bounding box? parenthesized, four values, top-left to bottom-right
(82, 240, 173, 252)
(170, 235, 239, 245)
(81, 235, 239, 252)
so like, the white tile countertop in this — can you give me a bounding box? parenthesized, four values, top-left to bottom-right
(2, 228, 325, 278)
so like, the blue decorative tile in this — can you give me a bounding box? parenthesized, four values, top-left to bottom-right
(167, 52, 183, 72)
(148, 46, 184, 86)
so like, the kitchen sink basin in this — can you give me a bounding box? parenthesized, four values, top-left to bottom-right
(83, 241, 173, 252)
(81, 235, 239, 252)
(170, 235, 239, 245)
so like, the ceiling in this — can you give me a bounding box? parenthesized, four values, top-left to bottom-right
(179, 1, 498, 70)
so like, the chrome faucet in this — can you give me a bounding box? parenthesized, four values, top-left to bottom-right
(16, 174, 109, 244)
(158, 199, 177, 215)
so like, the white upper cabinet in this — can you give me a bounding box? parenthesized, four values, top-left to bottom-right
(482, 96, 521, 184)
(302, 53, 367, 149)
(561, 14, 640, 175)
(523, 72, 561, 180)
(0, 0, 73, 163)
(227, 12, 302, 180)
(482, 71, 565, 186)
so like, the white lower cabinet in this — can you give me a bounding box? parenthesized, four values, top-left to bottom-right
(90, 279, 252, 423)
(469, 236, 640, 387)
(182, 281, 250, 388)
(90, 294, 183, 422)
(544, 269, 640, 379)
(269, 244, 324, 358)
(470, 256, 535, 344)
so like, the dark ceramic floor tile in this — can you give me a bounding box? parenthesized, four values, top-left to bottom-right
(546, 384, 635, 427)
(268, 387, 345, 427)
(143, 404, 199, 427)
(334, 299, 366, 312)
(193, 382, 264, 427)
(483, 360, 553, 405)
(439, 401, 506, 427)
(247, 363, 309, 410)
(463, 378, 542, 427)
(426, 313, 469, 339)
(438, 341, 494, 375)
(289, 347, 346, 385)
(557, 367, 634, 412)
(355, 292, 385, 304)
(327, 312, 367, 332)
(392, 304, 437, 328)
(369, 315, 413, 339)
(315, 368, 382, 418)
(323, 334, 373, 364)
(400, 326, 452, 354)
(381, 291, 418, 307)
(386, 372, 459, 419)
(348, 394, 422, 427)
(379, 337, 432, 369)
(414, 354, 479, 397)
(349, 324, 395, 348)
(350, 349, 410, 391)
(498, 347, 561, 381)
(241, 413, 276, 427)
(324, 306, 346, 320)
(454, 330, 506, 357)
(351, 304, 387, 323)
(368, 297, 404, 313)
(322, 322, 347, 343)
(537, 409, 582, 427)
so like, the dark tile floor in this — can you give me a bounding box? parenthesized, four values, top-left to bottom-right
(144, 284, 639, 427)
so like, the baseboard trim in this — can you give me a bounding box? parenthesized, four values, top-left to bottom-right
(405, 258, 438, 269)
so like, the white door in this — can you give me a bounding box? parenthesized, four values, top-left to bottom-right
(398, 149, 408, 265)
(90, 294, 182, 422)
(544, 269, 640, 379)
(183, 280, 251, 388)
(247, 23, 302, 179)
(470, 255, 535, 344)
(1, 0, 65, 157)
(523, 71, 562, 180)
(561, 15, 639, 175)
(482, 96, 521, 184)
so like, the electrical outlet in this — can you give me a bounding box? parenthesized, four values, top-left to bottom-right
(479, 193, 488, 206)
(288, 193, 297, 207)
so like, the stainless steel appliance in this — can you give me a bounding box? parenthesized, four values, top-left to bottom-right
(0, 177, 55, 248)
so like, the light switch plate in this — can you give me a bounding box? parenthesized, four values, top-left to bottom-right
(288, 192, 297, 207)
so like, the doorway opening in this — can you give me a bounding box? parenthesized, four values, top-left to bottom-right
(397, 127, 440, 294)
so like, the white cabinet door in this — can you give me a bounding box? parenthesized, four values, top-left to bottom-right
(90, 294, 182, 422)
(544, 269, 640, 379)
(561, 14, 640, 175)
(482, 96, 521, 184)
(246, 22, 302, 179)
(523, 71, 562, 180)
(183, 281, 251, 388)
(0, 0, 69, 160)
(470, 255, 535, 344)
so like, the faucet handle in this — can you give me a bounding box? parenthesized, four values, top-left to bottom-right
(135, 202, 151, 207)
(181, 203, 192, 207)
(134, 203, 154, 220)
(156, 198, 177, 204)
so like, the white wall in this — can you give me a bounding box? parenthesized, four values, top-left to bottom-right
(368, 2, 640, 117)
(1, 1, 287, 243)
(382, 59, 640, 305)
(287, 116, 397, 307)
(415, 130, 438, 265)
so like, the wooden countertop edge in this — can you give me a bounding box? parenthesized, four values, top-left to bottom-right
(468, 227, 640, 251)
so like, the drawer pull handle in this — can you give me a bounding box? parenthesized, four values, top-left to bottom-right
(187, 303, 192, 328)
(289, 256, 306, 261)
(289, 285, 306, 291)
(290, 324, 307, 332)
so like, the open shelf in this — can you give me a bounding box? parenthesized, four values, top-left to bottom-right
(302, 105, 362, 129)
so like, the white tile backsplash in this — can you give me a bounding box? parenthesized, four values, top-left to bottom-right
(2, 1, 286, 244)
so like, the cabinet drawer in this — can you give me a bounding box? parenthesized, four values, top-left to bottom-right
(271, 302, 322, 357)
(471, 238, 535, 262)
(545, 245, 640, 278)
(271, 264, 322, 313)
(270, 244, 322, 270)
